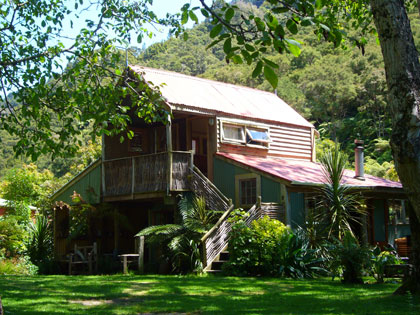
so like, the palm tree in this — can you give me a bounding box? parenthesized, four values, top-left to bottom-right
(136, 194, 220, 273)
(318, 146, 364, 241)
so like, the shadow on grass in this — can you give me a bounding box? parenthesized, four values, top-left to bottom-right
(0, 275, 419, 314)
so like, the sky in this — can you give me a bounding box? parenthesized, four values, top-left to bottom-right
(62, 0, 206, 50)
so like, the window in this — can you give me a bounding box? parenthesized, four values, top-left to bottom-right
(246, 128, 270, 146)
(220, 120, 270, 149)
(235, 174, 261, 208)
(222, 124, 245, 143)
(129, 132, 143, 152)
(389, 200, 409, 224)
(240, 178, 257, 206)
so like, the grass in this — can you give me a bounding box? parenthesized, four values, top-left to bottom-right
(0, 275, 419, 314)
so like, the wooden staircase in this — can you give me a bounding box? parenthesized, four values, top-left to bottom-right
(207, 250, 230, 273)
(201, 197, 286, 272)
(188, 165, 286, 273)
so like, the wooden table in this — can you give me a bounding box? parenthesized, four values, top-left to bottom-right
(119, 235, 145, 274)
(118, 254, 143, 274)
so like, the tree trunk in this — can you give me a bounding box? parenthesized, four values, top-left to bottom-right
(370, 0, 420, 293)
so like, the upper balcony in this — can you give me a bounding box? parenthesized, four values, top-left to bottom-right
(102, 151, 192, 201)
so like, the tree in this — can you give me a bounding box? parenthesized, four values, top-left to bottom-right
(191, 0, 420, 293)
(0, 0, 176, 160)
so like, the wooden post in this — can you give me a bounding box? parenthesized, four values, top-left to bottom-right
(207, 117, 217, 182)
(0, 295, 4, 315)
(138, 236, 144, 274)
(114, 208, 119, 253)
(123, 256, 128, 274)
(166, 114, 172, 195)
(131, 157, 135, 198)
(190, 150, 194, 168)
(101, 134, 106, 198)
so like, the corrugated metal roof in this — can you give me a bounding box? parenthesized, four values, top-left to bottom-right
(217, 152, 403, 189)
(130, 66, 314, 128)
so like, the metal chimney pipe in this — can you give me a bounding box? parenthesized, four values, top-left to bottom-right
(354, 139, 365, 180)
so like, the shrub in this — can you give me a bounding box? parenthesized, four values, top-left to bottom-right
(225, 215, 325, 278)
(224, 215, 290, 276)
(370, 246, 402, 283)
(0, 256, 38, 275)
(0, 216, 27, 257)
(329, 232, 370, 283)
(26, 215, 54, 274)
(278, 229, 328, 279)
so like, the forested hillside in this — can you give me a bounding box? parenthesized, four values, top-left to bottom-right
(2, 0, 419, 181)
(137, 0, 420, 180)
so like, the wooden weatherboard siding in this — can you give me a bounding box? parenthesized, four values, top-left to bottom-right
(216, 117, 313, 160)
(52, 162, 101, 205)
(213, 157, 282, 206)
(268, 125, 312, 159)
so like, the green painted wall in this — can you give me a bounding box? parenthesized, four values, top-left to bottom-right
(373, 199, 386, 242)
(290, 192, 305, 229)
(213, 157, 281, 205)
(53, 163, 101, 205)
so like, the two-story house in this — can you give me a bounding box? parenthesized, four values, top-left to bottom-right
(52, 66, 408, 270)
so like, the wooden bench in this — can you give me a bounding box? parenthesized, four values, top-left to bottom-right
(384, 264, 413, 279)
(69, 242, 97, 275)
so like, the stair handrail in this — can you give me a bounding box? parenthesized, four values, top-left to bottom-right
(201, 203, 235, 244)
(201, 197, 264, 270)
(191, 166, 230, 205)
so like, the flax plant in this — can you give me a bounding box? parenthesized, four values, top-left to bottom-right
(318, 146, 364, 241)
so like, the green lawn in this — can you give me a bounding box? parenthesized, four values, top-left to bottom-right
(0, 275, 419, 314)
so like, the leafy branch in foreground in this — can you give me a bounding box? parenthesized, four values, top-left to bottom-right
(0, 0, 179, 160)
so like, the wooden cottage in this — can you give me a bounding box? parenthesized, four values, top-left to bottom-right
(52, 66, 408, 271)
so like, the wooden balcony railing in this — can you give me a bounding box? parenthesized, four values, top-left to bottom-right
(102, 151, 192, 197)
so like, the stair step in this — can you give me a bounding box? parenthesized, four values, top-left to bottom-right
(211, 261, 225, 270)
(219, 251, 229, 261)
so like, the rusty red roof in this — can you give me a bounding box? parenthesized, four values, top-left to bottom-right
(130, 65, 313, 128)
(217, 152, 403, 189)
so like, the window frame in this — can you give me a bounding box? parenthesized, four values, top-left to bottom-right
(220, 119, 271, 149)
(221, 123, 246, 144)
(235, 173, 261, 208)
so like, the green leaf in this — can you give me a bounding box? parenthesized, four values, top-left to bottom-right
(301, 18, 313, 27)
(206, 38, 223, 49)
(181, 11, 189, 25)
(137, 33, 143, 43)
(225, 8, 235, 22)
(286, 19, 298, 34)
(201, 9, 209, 18)
(262, 58, 279, 69)
(252, 61, 263, 78)
(245, 44, 255, 52)
(189, 10, 198, 23)
(210, 23, 223, 38)
(254, 17, 265, 31)
(223, 38, 232, 54)
(183, 32, 189, 41)
(115, 69, 122, 76)
(285, 39, 302, 57)
(232, 55, 243, 64)
(315, 0, 324, 10)
(272, 7, 289, 13)
(264, 65, 278, 89)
